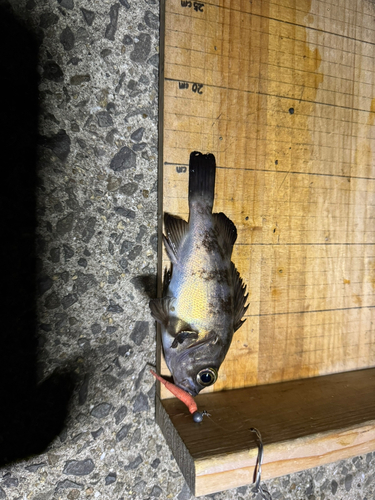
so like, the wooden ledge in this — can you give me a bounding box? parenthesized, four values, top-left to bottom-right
(156, 368, 375, 497)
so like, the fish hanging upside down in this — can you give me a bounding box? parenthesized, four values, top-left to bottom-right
(150, 151, 249, 396)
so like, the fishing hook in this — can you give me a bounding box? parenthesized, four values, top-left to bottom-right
(250, 428, 272, 500)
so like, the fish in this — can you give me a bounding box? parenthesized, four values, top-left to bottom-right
(149, 151, 248, 396)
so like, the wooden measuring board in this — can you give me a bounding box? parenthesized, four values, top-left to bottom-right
(157, 0, 375, 494)
(159, 0, 375, 393)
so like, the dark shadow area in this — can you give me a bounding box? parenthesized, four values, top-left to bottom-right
(130, 274, 157, 298)
(0, 4, 75, 465)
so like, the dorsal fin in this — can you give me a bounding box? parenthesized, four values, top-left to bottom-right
(163, 213, 188, 262)
(231, 262, 249, 332)
(214, 212, 237, 255)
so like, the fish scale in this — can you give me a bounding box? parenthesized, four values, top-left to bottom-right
(150, 151, 248, 396)
(172, 220, 230, 330)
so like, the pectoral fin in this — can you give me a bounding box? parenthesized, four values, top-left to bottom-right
(149, 297, 172, 326)
(171, 330, 198, 349)
(231, 262, 249, 332)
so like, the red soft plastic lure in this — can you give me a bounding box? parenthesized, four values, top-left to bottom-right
(150, 369, 207, 422)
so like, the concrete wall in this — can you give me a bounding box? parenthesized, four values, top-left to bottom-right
(0, 0, 374, 498)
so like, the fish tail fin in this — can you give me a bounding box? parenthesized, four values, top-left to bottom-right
(189, 151, 216, 213)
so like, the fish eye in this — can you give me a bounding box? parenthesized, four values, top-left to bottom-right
(196, 367, 218, 387)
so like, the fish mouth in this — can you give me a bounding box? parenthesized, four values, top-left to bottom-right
(176, 379, 198, 397)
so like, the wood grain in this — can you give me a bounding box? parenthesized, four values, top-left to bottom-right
(158, 0, 375, 396)
(157, 368, 375, 496)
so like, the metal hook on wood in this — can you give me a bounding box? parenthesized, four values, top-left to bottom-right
(250, 428, 272, 500)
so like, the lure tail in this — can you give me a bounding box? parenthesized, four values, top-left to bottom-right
(189, 151, 216, 213)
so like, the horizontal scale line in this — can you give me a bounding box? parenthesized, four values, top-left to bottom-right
(164, 77, 374, 115)
(248, 305, 375, 317)
(236, 243, 375, 246)
(164, 161, 375, 182)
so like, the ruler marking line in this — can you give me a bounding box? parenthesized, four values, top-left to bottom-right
(246, 305, 375, 317)
(163, 161, 375, 181)
(164, 76, 374, 115)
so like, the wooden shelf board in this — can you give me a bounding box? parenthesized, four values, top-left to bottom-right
(156, 368, 375, 496)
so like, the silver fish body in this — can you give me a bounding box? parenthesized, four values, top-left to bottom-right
(150, 151, 248, 396)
